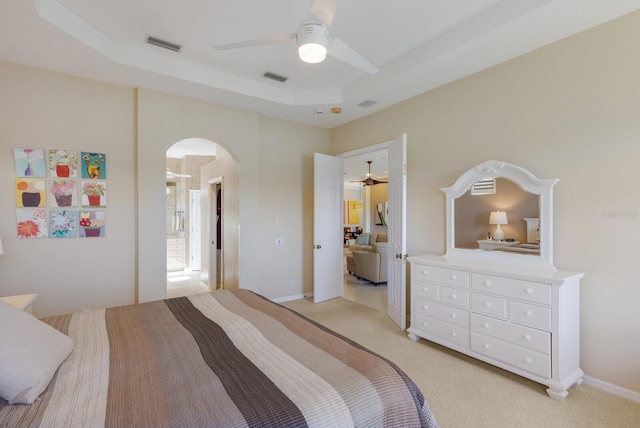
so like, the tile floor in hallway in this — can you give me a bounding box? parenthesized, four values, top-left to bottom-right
(166, 270, 210, 299)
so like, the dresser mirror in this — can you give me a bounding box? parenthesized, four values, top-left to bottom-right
(442, 160, 558, 270)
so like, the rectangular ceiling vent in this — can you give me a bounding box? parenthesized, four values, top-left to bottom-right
(358, 99, 378, 108)
(470, 178, 496, 195)
(263, 72, 288, 83)
(146, 35, 182, 52)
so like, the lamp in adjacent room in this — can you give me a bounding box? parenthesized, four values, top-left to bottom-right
(489, 211, 508, 242)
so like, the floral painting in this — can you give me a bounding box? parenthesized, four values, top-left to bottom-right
(49, 149, 79, 178)
(79, 211, 105, 238)
(16, 208, 47, 239)
(49, 180, 78, 208)
(81, 152, 106, 179)
(13, 148, 46, 177)
(16, 178, 47, 207)
(81, 180, 107, 207)
(49, 210, 78, 238)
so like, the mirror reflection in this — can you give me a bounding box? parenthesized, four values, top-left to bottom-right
(454, 177, 539, 254)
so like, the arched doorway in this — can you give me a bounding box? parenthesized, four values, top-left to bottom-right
(165, 138, 238, 297)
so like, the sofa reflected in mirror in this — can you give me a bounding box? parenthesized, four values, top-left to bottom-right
(346, 232, 388, 285)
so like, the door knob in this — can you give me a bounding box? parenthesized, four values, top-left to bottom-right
(314, 244, 322, 249)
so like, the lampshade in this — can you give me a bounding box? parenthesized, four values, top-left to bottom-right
(489, 211, 508, 225)
(297, 23, 329, 63)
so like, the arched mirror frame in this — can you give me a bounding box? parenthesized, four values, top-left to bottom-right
(442, 160, 558, 271)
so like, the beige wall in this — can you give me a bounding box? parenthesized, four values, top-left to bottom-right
(0, 62, 136, 316)
(330, 12, 640, 393)
(257, 116, 329, 299)
(0, 62, 330, 317)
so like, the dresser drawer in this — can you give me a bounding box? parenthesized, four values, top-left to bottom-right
(439, 285, 469, 308)
(413, 281, 438, 300)
(471, 293, 507, 318)
(471, 313, 550, 355)
(413, 264, 469, 288)
(509, 301, 551, 330)
(415, 298, 468, 328)
(167, 243, 185, 251)
(472, 274, 551, 305)
(471, 333, 550, 378)
(167, 250, 184, 258)
(414, 314, 469, 348)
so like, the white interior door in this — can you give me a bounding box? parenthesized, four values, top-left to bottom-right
(189, 190, 202, 271)
(313, 153, 344, 303)
(387, 134, 407, 329)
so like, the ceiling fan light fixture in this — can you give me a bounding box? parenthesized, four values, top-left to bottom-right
(297, 23, 329, 63)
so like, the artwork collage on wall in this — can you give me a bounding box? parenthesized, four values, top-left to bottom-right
(13, 148, 107, 239)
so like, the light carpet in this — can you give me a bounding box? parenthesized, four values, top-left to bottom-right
(281, 297, 640, 428)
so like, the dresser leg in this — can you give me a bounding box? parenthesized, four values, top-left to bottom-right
(546, 387, 568, 400)
(407, 333, 420, 342)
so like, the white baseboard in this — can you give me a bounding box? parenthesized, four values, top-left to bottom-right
(271, 293, 312, 303)
(582, 376, 640, 403)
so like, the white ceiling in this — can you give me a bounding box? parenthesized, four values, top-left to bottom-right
(2, 0, 639, 131)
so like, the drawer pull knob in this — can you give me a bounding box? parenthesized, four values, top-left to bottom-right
(450, 332, 457, 337)
(483, 281, 491, 286)
(423, 287, 429, 293)
(451, 294, 457, 299)
(484, 301, 491, 307)
(483, 344, 490, 349)
(483, 323, 490, 328)
(423, 322, 429, 327)
(450, 313, 457, 319)
(450, 275, 457, 280)
(524, 357, 532, 364)
(525, 310, 533, 317)
(523, 334, 532, 341)
(423, 270, 429, 275)
(423, 305, 428, 310)
(525, 287, 533, 294)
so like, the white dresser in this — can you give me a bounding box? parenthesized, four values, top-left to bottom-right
(407, 254, 584, 400)
(167, 238, 185, 271)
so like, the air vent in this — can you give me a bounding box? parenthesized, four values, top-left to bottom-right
(358, 99, 377, 108)
(146, 35, 182, 52)
(263, 72, 289, 83)
(471, 178, 496, 195)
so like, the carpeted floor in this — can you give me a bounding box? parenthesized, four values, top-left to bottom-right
(281, 297, 640, 428)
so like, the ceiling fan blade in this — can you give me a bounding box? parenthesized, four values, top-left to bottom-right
(308, 0, 338, 27)
(214, 33, 295, 50)
(327, 37, 380, 74)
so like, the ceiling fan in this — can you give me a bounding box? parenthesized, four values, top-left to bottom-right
(213, 0, 380, 75)
(166, 168, 191, 179)
(351, 160, 387, 186)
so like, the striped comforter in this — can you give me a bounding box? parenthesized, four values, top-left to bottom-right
(0, 290, 437, 427)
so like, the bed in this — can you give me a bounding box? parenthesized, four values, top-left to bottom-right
(0, 289, 437, 427)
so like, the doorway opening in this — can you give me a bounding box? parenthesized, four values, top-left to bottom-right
(165, 138, 216, 298)
(341, 148, 389, 312)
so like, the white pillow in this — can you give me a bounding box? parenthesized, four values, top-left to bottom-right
(0, 300, 73, 404)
